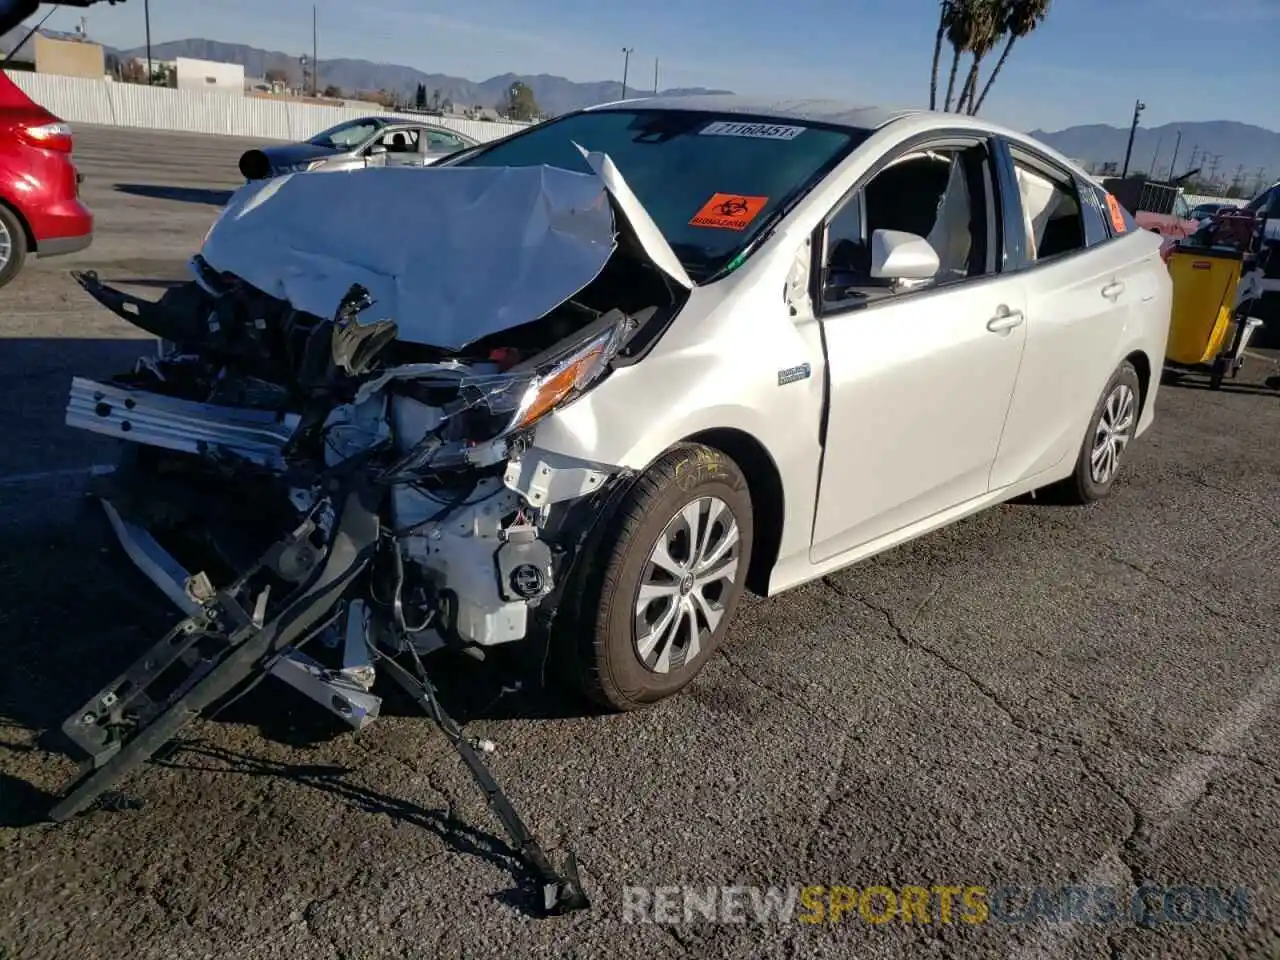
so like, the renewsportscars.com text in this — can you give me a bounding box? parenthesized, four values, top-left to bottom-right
(621, 884, 1250, 926)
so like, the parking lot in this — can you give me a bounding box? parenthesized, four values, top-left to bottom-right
(2, 124, 1279, 960)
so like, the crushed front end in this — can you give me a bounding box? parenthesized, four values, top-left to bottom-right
(49, 162, 687, 913)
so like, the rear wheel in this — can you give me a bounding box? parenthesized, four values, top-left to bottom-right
(561, 444, 754, 712)
(0, 204, 29, 288)
(1046, 361, 1141, 505)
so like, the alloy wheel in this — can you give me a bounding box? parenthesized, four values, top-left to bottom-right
(0, 217, 11, 273)
(633, 496, 742, 674)
(1091, 383, 1136, 485)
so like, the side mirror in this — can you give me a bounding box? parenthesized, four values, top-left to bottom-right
(368, 143, 387, 156)
(870, 229, 940, 281)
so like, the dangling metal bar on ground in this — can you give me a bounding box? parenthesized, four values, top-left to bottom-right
(376, 649, 590, 916)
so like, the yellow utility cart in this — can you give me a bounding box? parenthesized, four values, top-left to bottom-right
(1164, 215, 1267, 390)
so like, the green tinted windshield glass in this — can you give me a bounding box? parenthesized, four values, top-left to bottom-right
(453, 110, 866, 281)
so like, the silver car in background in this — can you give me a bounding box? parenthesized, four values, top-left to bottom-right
(238, 115, 480, 180)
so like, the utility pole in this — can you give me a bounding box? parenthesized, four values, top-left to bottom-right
(312, 4, 318, 97)
(144, 0, 152, 84)
(1120, 98, 1145, 179)
(620, 47, 633, 99)
(1186, 145, 1200, 171)
(1253, 166, 1269, 194)
(1229, 164, 1246, 196)
(653, 57, 659, 95)
(1166, 130, 1183, 180)
(1148, 132, 1163, 178)
(1207, 154, 1222, 186)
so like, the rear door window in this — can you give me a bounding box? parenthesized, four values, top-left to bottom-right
(1009, 149, 1087, 262)
(1077, 180, 1113, 247)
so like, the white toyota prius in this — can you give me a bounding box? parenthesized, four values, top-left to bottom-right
(63, 96, 1171, 801)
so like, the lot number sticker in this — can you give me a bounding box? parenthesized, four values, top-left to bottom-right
(1104, 193, 1128, 234)
(689, 193, 769, 231)
(700, 121, 806, 140)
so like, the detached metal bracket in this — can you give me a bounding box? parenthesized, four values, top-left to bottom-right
(49, 485, 382, 821)
(378, 653, 590, 916)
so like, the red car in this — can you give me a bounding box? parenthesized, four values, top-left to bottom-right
(0, 69, 93, 287)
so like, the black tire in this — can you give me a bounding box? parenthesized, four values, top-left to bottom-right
(1046, 361, 1142, 506)
(559, 443, 754, 712)
(1208, 356, 1227, 391)
(0, 204, 29, 289)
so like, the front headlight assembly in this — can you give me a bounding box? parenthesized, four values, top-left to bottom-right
(380, 314, 632, 479)
(492, 318, 629, 434)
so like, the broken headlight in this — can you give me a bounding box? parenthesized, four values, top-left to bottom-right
(477, 317, 629, 437)
(382, 316, 630, 480)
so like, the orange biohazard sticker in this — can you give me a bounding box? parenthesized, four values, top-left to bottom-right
(1104, 193, 1128, 234)
(689, 193, 768, 231)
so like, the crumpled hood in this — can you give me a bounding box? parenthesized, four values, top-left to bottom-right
(198, 157, 693, 352)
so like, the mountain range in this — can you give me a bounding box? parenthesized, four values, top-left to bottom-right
(0, 30, 730, 115)
(2, 30, 1275, 187)
(1033, 122, 1279, 191)
(128, 39, 735, 115)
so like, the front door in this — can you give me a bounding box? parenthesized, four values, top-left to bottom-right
(383, 127, 427, 168)
(810, 139, 1027, 564)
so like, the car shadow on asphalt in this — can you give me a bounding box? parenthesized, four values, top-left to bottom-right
(113, 183, 234, 206)
(150, 740, 552, 917)
(203, 643, 602, 757)
(0, 772, 58, 829)
(1161, 375, 1280, 396)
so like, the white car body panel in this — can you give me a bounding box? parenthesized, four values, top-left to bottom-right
(809, 273, 1029, 563)
(530, 106, 1172, 596)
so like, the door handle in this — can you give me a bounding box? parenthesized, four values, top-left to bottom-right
(987, 308, 1025, 333)
(1101, 281, 1126, 300)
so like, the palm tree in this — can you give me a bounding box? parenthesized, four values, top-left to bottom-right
(970, 0, 1051, 115)
(942, 0, 982, 111)
(929, 1, 954, 110)
(955, 0, 1003, 114)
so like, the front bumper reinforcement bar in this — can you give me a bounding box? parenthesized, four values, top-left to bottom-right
(50, 485, 590, 915)
(67, 377, 300, 469)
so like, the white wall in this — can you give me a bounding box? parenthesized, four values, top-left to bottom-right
(4, 71, 532, 144)
(175, 57, 244, 96)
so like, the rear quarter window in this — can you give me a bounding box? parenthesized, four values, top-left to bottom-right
(1077, 180, 1112, 247)
(1090, 184, 1138, 239)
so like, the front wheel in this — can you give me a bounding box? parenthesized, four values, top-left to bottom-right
(560, 444, 754, 712)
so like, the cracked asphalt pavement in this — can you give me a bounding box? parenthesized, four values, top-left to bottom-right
(2, 126, 1280, 960)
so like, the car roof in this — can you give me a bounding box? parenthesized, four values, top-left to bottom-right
(583, 94, 920, 131)
(580, 94, 1099, 187)
(582, 95, 1083, 161)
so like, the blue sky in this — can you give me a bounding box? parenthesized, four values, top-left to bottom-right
(41, 0, 1280, 132)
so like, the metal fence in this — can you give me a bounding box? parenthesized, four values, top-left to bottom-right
(3, 71, 532, 143)
(1183, 194, 1244, 209)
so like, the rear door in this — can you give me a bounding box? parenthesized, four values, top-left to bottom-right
(423, 128, 472, 165)
(988, 140, 1146, 490)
